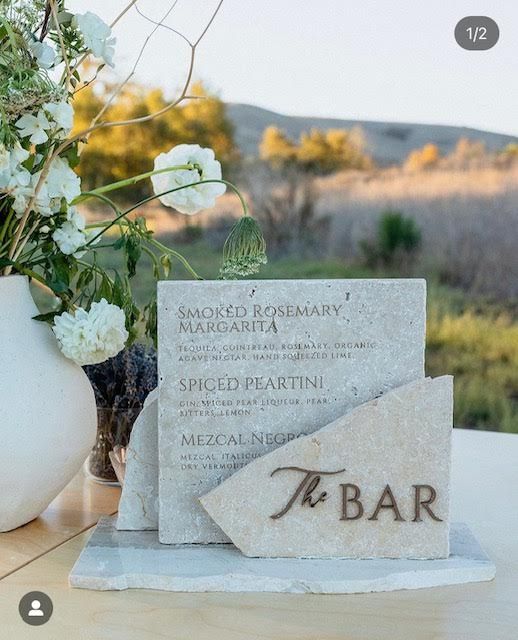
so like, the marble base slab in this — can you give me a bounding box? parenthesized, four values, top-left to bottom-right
(70, 517, 495, 594)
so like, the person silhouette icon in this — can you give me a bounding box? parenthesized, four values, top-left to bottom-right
(19, 591, 53, 625)
(28, 600, 44, 617)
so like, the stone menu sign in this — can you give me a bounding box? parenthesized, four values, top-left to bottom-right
(200, 377, 453, 559)
(157, 279, 426, 544)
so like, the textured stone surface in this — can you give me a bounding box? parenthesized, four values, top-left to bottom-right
(116, 389, 159, 531)
(158, 279, 426, 544)
(69, 516, 494, 593)
(201, 377, 453, 559)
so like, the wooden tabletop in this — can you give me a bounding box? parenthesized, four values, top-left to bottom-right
(0, 429, 517, 640)
(0, 471, 120, 580)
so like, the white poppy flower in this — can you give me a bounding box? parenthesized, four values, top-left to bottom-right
(53, 299, 129, 366)
(15, 110, 51, 145)
(44, 102, 74, 135)
(45, 156, 81, 203)
(29, 41, 55, 69)
(150, 144, 226, 215)
(73, 12, 116, 67)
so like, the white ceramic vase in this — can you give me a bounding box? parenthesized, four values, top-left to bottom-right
(0, 275, 97, 531)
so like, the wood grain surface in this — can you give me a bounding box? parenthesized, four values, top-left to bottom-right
(0, 429, 516, 640)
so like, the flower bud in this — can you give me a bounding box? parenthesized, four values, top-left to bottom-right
(219, 215, 267, 279)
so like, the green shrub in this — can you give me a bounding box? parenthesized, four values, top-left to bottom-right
(378, 211, 421, 258)
(361, 210, 421, 268)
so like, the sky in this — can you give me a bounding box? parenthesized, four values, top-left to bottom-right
(72, 0, 518, 136)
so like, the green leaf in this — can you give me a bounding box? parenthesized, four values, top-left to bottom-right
(96, 274, 113, 302)
(46, 255, 73, 295)
(145, 297, 158, 347)
(111, 272, 125, 308)
(62, 143, 80, 169)
(76, 268, 94, 290)
(135, 216, 153, 238)
(125, 234, 141, 278)
(57, 11, 74, 25)
(32, 311, 60, 324)
(114, 236, 125, 251)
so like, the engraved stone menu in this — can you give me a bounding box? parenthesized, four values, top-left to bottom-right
(200, 377, 453, 559)
(158, 279, 426, 544)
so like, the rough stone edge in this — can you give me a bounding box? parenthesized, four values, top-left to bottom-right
(69, 520, 495, 594)
(116, 388, 159, 531)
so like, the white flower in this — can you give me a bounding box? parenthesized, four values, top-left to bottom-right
(34, 175, 59, 216)
(52, 221, 86, 255)
(6, 156, 80, 218)
(11, 185, 32, 216)
(29, 41, 55, 69)
(44, 102, 74, 135)
(66, 206, 86, 230)
(52, 206, 90, 255)
(11, 182, 53, 218)
(0, 144, 30, 189)
(15, 110, 51, 145)
(53, 299, 128, 366)
(0, 147, 80, 217)
(10, 143, 30, 166)
(0, 144, 32, 215)
(73, 12, 116, 67)
(150, 144, 226, 215)
(45, 156, 81, 203)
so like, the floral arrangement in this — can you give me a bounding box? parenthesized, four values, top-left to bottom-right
(0, 0, 267, 366)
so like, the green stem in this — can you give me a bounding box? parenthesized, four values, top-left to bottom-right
(147, 237, 203, 280)
(72, 164, 200, 204)
(76, 191, 122, 216)
(0, 208, 14, 248)
(3, 259, 47, 286)
(77, 259, 116, 287)
(85, 179, 248, 248)
(141, 245, 161, 271)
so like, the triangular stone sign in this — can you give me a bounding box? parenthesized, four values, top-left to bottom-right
(200, 377, 453, 559)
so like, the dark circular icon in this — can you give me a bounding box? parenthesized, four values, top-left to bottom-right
(455, 16, 499, 51)
(18, 591, 53, 626)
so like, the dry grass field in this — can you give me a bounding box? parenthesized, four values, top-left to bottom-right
(320, 165, 518, 299)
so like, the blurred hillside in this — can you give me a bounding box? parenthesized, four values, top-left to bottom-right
(227, 103, 518, 165)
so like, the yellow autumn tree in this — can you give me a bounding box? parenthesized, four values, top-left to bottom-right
(260, 125, 371, 174)
(259, 125, 297, 168)
(73, 82, 238, 200)
(404, 143, 440, 172)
